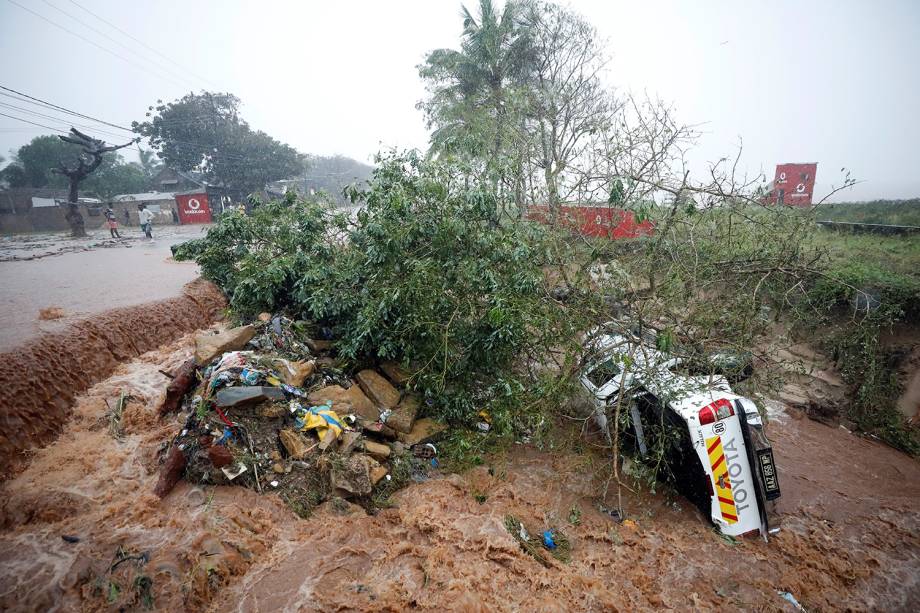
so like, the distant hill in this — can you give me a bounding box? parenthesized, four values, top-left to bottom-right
(816, 198, 920, 226)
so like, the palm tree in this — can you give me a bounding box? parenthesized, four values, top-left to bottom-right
(419, 0, 533, 185)
(136, 146, 163, 178)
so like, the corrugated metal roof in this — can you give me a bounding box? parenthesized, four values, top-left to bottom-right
(112, 191, 176, 202)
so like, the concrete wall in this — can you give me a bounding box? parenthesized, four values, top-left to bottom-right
(0, 189, 180, 235)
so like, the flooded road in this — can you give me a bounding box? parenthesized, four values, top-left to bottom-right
(0, 226, 209, 351)
(0, 330, 917, 611)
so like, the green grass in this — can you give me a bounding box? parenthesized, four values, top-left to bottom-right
(812, 228, 920, 276)
(816, 199, 920, 226)
(800, 230, 920, 454)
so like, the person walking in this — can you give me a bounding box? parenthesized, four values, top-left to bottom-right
(138, 204, 154, 238)
(104, 206, 121, 238)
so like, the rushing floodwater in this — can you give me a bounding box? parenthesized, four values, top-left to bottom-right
(0, 329, 917, 611)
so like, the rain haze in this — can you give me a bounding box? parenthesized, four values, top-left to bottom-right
(1, 0, 918, 200)
(3, 2, 920, 611)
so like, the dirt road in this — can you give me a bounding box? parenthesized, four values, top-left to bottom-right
(0, 330, 917, 611)
(0, 226, 209, 351)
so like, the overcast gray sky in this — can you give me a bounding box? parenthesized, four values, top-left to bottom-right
(1, 0, 918, 201)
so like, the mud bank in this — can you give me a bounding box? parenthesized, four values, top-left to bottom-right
(0, 332, 918, 612)
(0, 279, 225, 468)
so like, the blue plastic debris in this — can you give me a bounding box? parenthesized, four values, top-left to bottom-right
(542, 530, 557, 550)
(281, 383, 306, 397)
(239, 368, 261, 385)
(430, 458, 439, 468)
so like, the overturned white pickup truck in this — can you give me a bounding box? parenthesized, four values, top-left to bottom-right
(580, 326, 781, 540)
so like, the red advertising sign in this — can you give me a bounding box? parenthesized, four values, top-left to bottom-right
(527, 205, 655, 239)
(770, 163, 817, 206)
(175, 192, 212, 224)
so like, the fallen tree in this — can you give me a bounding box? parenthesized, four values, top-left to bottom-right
(175, 146, 918, 464)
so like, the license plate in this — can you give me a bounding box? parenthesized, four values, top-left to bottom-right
(756, 448, 781, 500)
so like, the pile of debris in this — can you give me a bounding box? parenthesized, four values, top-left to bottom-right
(153, 314, 447, 515)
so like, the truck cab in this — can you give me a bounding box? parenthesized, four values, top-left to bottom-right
(580, 330, 781, 539)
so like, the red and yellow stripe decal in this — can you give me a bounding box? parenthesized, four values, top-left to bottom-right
(706, 435, 738, 524)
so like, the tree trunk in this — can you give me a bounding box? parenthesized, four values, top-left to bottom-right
(538, 118, 560, 224)
(65, 178, 86, 237)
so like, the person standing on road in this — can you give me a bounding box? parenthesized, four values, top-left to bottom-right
(104, 206, 121, 238)
(138, 204, 154, 238)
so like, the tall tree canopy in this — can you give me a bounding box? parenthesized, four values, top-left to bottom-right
(418, 0, 533, 185)
(419, 0, 611, 213)
(132, 92, 305, 199)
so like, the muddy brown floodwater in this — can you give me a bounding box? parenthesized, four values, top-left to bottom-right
(0, 226, 210, 351)
(0, 330, 918, 612)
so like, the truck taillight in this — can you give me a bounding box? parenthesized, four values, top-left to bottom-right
(699, 398, 734, 425)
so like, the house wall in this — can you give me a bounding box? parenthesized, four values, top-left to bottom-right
(0, 188, 70, 234)
(0, 189, 181, 235)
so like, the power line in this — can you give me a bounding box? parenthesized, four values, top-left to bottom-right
(0, 111, 69, 134)
(0, 86, 133, 131)
(38, 0, 200, 90)
(0, 87, 302, 167)
(5, 0, 192, 90)
(67, 0, 219, 90)
(1, 89, 233, 133)
(0, 101, 130, 140)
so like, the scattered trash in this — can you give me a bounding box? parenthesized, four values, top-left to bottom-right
(778, 591, 806, 611)
(108, 391, 128, 439)
(598, 505, 623, 522)
(61, 534, 80, 543)
(476, 421, 491, 432)
(153, 446, 187, 498)
(214, 386, 285, 408)
(568, 505, 582, 526)
(221, 463, 248, 481)
(292, 400, 347, 448)
(159, 358, 197, 416)
(152, 314, 447, 517)
(504, 515, 571, 565)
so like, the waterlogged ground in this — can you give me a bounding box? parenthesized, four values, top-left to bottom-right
(0, 332, 918, 611)
(0, 225, 209, 351)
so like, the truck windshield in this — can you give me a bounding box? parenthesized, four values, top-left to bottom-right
(587, 358, 622, 387)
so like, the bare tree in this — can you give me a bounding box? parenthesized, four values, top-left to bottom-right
(53, 128, 136, 237)
(521, 1, 611, 216)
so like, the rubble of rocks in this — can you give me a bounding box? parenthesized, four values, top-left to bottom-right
(153, 314, 447, 514)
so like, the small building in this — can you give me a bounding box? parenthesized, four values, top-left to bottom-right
(111, 192, 178, 225)
(0, 187, 70, 233)
(149, 168, 207, 193)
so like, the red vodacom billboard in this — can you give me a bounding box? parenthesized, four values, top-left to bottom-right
(175, 192, 212, 224)
(772, 163, 817, 206)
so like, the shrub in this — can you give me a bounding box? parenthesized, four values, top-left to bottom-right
(176, 153, 579, 425)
